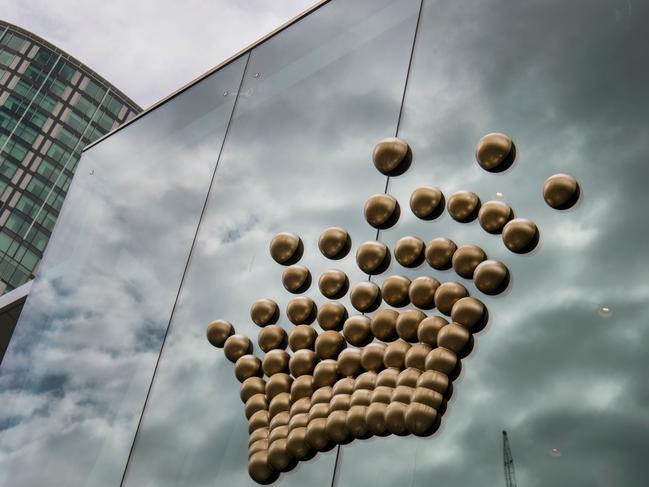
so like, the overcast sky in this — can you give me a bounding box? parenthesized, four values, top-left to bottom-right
(3, 0, 315, 108)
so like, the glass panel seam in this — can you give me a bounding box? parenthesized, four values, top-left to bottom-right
(117, 51, 252, 487)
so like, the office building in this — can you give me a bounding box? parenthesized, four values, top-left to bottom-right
(0, 1, 647, 486)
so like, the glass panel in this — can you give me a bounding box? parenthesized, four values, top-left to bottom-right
(336, 0, 649, 486)
(122, 0, 421, 486)
(0, 56, 248, 487)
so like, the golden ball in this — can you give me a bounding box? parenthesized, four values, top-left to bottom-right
(410, 186, 444, 220)
(372, 137, 411, 175)
(451, 296, 487, 330)
(263, 349, 290, 376)
(313, 359, 339, 387)
(326, 410, 349, 443)
(248, 451, 273, 483)
(417, 370, 449, 395)
(473, 260, 509, 295)
(356, 241, 390, 275)
(305, 417, 329, 451)
(364, 193, 400, 229)
(425, 238, 457, 270)
(286, 297, 316, 325)
(361, 343, 387, 372)
(502, 218, 539, 254)
(350, 281, 381, 313)
(318, 227, 351, 260)
(405, 343, 432, 370)
(337, 348, 362, 377)
(289, 349, 318, 377)
(365, 402, 389, 435)
(343, 315, 372, 346)
(269, 232, 303, 265)
(383, 340, 411, 369)
(224, 334, 253, 363)
(370, 309, 399, 341)
(347, 405, 369, 438)
(288, 324, 317, 351)
(290, 375, 314, 402)
(268, 438, 291, 472)
(447, 191, 481, 222)
(408, 276, 439, 310)
(394, 236, 425, 268)
(381, 275, 411, 307)
(475, 132, 515, 172)
(265, 373, 292, 401)
(282, 265, 311, 294)
(437, 323, 471, 354)
(425, 348, 458, 375)
(316, 302, 348, 331)
(543, 173, 580, 209)
(286, 427, 310, 460)
(258, 325, 287, 352)
(315, 331, 346, 360)
(250, 299, 279, 327)
(206, 319, 233, 348)
(405, 402, 437, 436)
(434, 282, 469, 316)
(452, 244, 487, 279)
(417, 316, 448, 347)
(396, 309, 427, 342)
(240, 376, 266, 403)
(318, 269, 349, 299)
(385, 401, 408, 435)
(235, 354, 263, 382)
(245, 393, 268, 419)
(478, 200, 513, 234)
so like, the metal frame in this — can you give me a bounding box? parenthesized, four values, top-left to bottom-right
(83, 0, 332, 152)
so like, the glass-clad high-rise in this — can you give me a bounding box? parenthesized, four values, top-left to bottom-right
(1, 1, 648, 486)
(0, 21, 141, 292)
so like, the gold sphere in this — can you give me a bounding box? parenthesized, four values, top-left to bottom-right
(316, 302, 347, 331)
(405, 344, 432, 370)
(384, 340, 411, 369)
(376, 368, 399, 388)
(250, 299, 279, 327)
(263, 349, 290, 376)
(206, 319, 234, 348)
(370, 309, 399, 341)
(356, 241, 390, 275)
(269, 412, 289, 431)
(270, 232, 303, 265)
(286, 427, 310, 460)
(248, 451, 273, 483)
(475, 132, 515, 172)
(425, 347, 458, 375)
(268, 438, 291, 472)
(289, 349, 318, 377)
(258, 325, 287, 352)
(249, 427, 268, 447)
(288, 324, 317, 351)
(330, 394, 351, 412)
(224, 334, 253, 363)
(282, 265, 311, 294)
(318, 269, 349, 299)
(248, 410, 270, 433)
(333, 377, 355, 396)
(396, 309, 427, 342)
(385, 401, 408, 435)
(249, 438, 268, 458)
(326, 410, 349, 443)
(354, 371, 378, 391)
(473, 260, 509, 295)
(392, 385, 414, 404)
(241, 376, 266, 403)
(410, 186, 444, 220)
(437, 324, 471, 354)
(347, 405, 369, 438)
(417, 316, 448, 346)
(312, 388, 334, 407)
(268, 392, 290, 417)
(543, 173, 580, 209)
(245, 393, 268, 419)
(361, 343, 387, 372)
(235, 354, 263, 382)
(434, 282, 469, 316)
(405, 402, 437, 436)
(502, 218, 539, 254)
(266, 373, 292, 401)
(371, 385, 393, 404)
(381, 275, 411, 307)
(313, 359, 339, 387)
(451, 296, 487, 330)
(452, 244, 487, 279)
(364, 193, 400, 229)
(478, 200, 513, 234)
(394, 236, 425, 268)
(397, 367, 421, 388)
(318, 227, 351, 260)
(337, 348, 362, 377)
(350, 281, 381, 313)
(408, 276, 439, 310)
(309, 403, 329, 421)
(315, 331, 346, 359)
(425, 237, 457, 270)
(365, 402, 388, 435)
(447, 191, 481, 223)
(291, 375, 314, 402)
(305, 417, 329, 451)
(372, 137, 411, 175)
(286, 297, 316, 325)
(417, 370, 449, 395)
(343, 315, 372, 346)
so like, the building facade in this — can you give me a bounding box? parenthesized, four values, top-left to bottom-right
(0, 21, 141, 293)
(0, 1, 648, 486)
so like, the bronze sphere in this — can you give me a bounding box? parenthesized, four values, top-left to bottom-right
(316, 302, 348, 331)
(417, 316, 448, 347)
(318, 227, 351, 260)
(478, 200, 513, 234)
(417, 370, 449, 395)
(381, 275, 411, 307)
(291, 376, 314, 402)
(286, 297, 316, 325)
(475, 132, 515, 172)
(410, 186, 444, 220)
(425, 347, 458, 375)
(313, 359, 339, 387)
(502, 218, 539, 254)
(315, 330, 346, 360)
(405, 344, 432, 370)
(452, 244, 487, 279)
(289, 349, 318, 377)
(361, 343, 387, 372)
(305, 417, 329, 451)
(240, 376, 266, 403)
(326, 410, 349, 443)
(245, 393, 268, 419)
(235, 354, 263, 382)
(268, 438, 291, 472)
(206, 319, 233, 348)
(372, 137, 411, 176)
(473, 260, 509, 295)
(543, 173, 580, 209)
(356, 241, 391, 275)
(343, 315, 372, 346)
(250, 299, 279, 327)
(376, 368, 399, 388)
(405, 402, 437, 436)
(288, 324, 317, 351)
(258, 325, 288, 352)
(263, 349, 290, 376)
(364, 193, 400, 229)
(394, 236, 425, 268)
(397, 367, 421, 388)
(408, 276, 439, 310)
(337, 348, 363, 377)
(434, 282, 469, 316)
(270, 232, 303, 265)
(282, 265, 311, 294)
(425, 237, 457, 270)
(437, 324, 471, 354)
(370, 308, 399, 341)
(350, 281, 381, 313)
(266, 373, 293, 401)
(318, 269, 349, 299)
(396, 309, 427, 342)
(248, 451, 273, 483)
(384, 340, 411, 369)
(224, 334, 253, 363)
(347, 405, 369, 438)
(451, 297, 487, 330)
(365, 402, 389, 435)
(386, 401, 408, 435)
(447, 191, 481, 223)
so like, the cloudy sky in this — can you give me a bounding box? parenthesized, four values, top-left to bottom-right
(3, 0, 315, 107)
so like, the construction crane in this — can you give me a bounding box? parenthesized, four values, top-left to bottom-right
(503, 430, 518, 487)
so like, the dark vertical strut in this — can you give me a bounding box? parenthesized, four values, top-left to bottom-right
(118, 52, 252, 487)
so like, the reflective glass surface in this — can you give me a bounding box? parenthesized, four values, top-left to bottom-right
(336, 0, 649, 486)
(123, 1, 421, 485)
(0, 57, 247, 486)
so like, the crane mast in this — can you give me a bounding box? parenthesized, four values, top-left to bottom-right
(503, 430, 518, 487)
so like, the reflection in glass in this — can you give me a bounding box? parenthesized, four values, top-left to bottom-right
(336, 0, 649, 486)
(0, 57, 247, 487)
(123, 0, 422, 485)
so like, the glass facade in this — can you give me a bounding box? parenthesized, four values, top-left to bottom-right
(1, 0, 649, 486)
(0, 21, 141, 292)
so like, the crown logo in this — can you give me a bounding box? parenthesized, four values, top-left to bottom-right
(205, 133, 580, 483)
